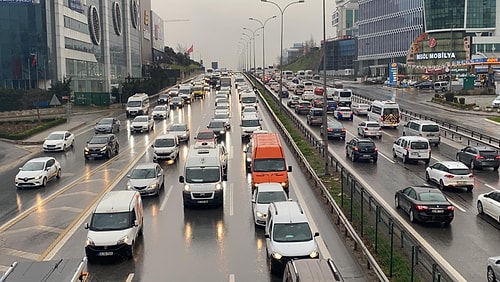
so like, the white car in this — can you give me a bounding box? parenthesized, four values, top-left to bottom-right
(392, 136, 431, 164)
(425, 161, 474, 191)
(252, 183, 288, 226)
(477, 190, 500, 223)
(152, 105, 169, 119)
(167, 123, 190, 142)
(492, 96, 500, 108)
(43, 130, 75, 152)
(127, 162, 164, 196)
(357, 121, 382, 138)
(241, 106, 258, 117)
(15, 157, 61, 189)
(213, 112, 231, 130)
(487, 256, 500, 282)
(302, 91, 315, 101)
(130, 115, 154, 133)
(334, 107, 354, 120)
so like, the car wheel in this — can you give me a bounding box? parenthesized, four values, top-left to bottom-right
(345, 149, 349, 158)
(409, 209, 416, 223)
(393, 150, 397, 158)
(62, 145, 66, 151)
(351, 152, 356, 162)
(494, 166, 499, 171)
(267, 252, 275, 274)
(128, 244, 134, 259)
(470, 160, 475, 170)
(106, 150, 111, 159)
(71, 140, 75, 147)
(372, 157, 378, 163)
(395, 196, 400, 208)
(403, 154, 408, 164)
(424, 158, 430, 165)
(425, 172, 431, 182)
(467, 185, 473, 192)
(488, 266, 496, 282)
(439, 180, 445, 190)
(56, 169, 61, 179)
(115, 144, 119, 154)
(378, 135, 382, 139)
(477, 201, 484, 214)
(41, 177, 47, 187)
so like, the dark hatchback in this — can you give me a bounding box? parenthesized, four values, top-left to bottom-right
(456, 146, 500, 171)
(395, 186, 454, 225)
(320, 120, 346, 140)
(84, 134, 119, 160)
(294, 101, 313, 115)
(345, 137, 378, 163)
(414, 80, 433, 89)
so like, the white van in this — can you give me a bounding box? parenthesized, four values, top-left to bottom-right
(433, 81, 448, 92)
(303, 81, 314, 92)
(126, 93, 149, 118)
(327, 88, 352, 106)
(85, 191, 143, 261)
(367, 100, 401, 128)
(179, 144, 228, 207)
(392, 136, 431, 164)
(402, 120, 441, 146)
(240, 92, 258, 109)
(151, 134, 180, 162)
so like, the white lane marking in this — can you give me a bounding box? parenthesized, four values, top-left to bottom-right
(288, 178, 330, 259)
(379, 152, 395, 163)
(447, 199, 466, 213)
(229, 183, 234, 216)
(160, 185, 173, 212)
(228, 274, 235, 282)
(485, 184, 497, 191)
(126, 273, 135, 282)
(0, 247, 39, 260)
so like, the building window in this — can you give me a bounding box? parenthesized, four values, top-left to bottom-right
(88, 5, 101, 45)
(112, 2, 122, 36)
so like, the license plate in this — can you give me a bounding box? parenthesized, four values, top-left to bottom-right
(411, 152, 418, 155)
(363, 155, 371, 157)
(427, 134, 435, 137)
(432, 209, 444, 213)
(197, 200, 209, 204)
(457, 181, 467, 185)
(98, 251, 113, 256)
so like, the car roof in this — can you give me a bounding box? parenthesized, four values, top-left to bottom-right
(156, 134, 177, 139)
(133, 162, 158, 170)
(94, 191, 138, 213)
(27, 157, 54, 163)
(48, 130, 69, 135)
(269, 201, 308, 223)
(435, 161, 469, 169)
(353, 137, 375, 143)
(337, 107, 351, 110)
(470, 146, 497, 151)
(399, 136, 428, 141)
(362, 121, 380, 125)
(410, 185, 442, 193)
(255, 183, 286, 192)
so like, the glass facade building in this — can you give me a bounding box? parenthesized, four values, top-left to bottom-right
(0, 0, 144, 92)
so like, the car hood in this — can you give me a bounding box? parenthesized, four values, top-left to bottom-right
(87, 229, 132, 246)
(131, 121, 149, 126)
(271, 240, 318, 257)
(152, 110, 166, 114)
(185, 183, 220, 192)
(43, 139, 64, 146)
(154, 146, 176, 153)
(86, 143, 107, 149)
(17, 170, 43, 178)
(255, 203, 269, 216)
(95, 124, 112, 129)
(128, 178, 156, 187)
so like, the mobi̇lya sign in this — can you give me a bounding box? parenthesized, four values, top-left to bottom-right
(416, 52, 456, 60)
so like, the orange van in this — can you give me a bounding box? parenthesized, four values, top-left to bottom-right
(251, 133, 292, 193)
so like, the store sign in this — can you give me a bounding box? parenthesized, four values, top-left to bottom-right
(416, 52, 456, 60)
(69, 0, 84, 13)
(0, 0, 40, 3)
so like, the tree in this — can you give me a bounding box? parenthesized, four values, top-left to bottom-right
(48, 77, 72, 101)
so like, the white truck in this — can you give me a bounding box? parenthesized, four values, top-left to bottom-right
(0, 257, 88, 282)
(126, 93, 150, 118)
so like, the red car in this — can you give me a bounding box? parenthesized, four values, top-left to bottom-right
(194, 129, 216, 145)
(314, 87, 324, 95)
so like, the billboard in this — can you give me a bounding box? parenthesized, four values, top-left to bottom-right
(151, 11, 164, 51)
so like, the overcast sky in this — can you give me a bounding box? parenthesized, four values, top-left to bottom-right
(151, 0, 337, 70)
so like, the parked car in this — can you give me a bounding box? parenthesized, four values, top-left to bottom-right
(345, 137, 378, 163)
(320, 120, 346, 140)
(477, 191, 500, 223)
(492, 95, 500, 108)
(15, 157, 61, 189)
(487, 256, 500, 282)
(126, 162, 164, 196)
(333, 107, 353, 120)
(425, 161, 474, 191)
(456, 146, 500, 171)
(414, 80, 433, 89)
(84, 134, 119, 160)
(94, 117, 120, 134)
(42, 130, 75, 152)
(357, 121, 382, 138)
(395, 185, 454, 225)
(129, 115, 154, 133)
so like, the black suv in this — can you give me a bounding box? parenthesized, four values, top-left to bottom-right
(456, 145, 500, 170)
(84, 134, 119, 160)
(345, 137, 378, 163)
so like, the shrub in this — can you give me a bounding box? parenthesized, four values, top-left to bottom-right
(459, 97, 465, 104)
(444, 92, 454, 102)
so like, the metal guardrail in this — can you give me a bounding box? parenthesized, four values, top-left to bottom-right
(248, 75, 467, 282)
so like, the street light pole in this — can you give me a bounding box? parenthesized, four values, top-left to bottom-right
(261, 0, 305, 110)
(243, 27, 260, 74)
(321, 0, 329, 175)
(242, 33, 253, 72)
(249, 15, 277, 80)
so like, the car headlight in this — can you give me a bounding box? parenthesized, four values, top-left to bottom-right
(215, 183, 222, 190)
(309, 251, 319, 258)
(127, 183, 134, 190)
(256, 211, 266, 218)
(281, 182, 286, 187)
(271, 252, 282, 260)
(150, 182, 158, 189)
(34, 174, 43, 180)
(117, 235, 129, 245)
(85, 237, 95, 246)
(100, 146, 107, 152)
(184, 184, 191, 191)
(220, 130, 225, 134)
(84, 147, 89, 152)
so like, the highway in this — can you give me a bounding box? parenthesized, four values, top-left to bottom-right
(0, 77, 369, 281)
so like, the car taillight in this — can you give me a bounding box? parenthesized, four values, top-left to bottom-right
(495, 156, 500, 159)
(444, 174, 454, 178)
(327, 128, 333, 132)
(341, 128, 346, 132)
(469, 174, 474, 178)
(353, 146, 359, 151)
(415, 205, 429, 211)
(364, 127, 369, 130)
(447, 206, 455, 211)
(475, 155, 484, 159)
(374, 147, 378, 151)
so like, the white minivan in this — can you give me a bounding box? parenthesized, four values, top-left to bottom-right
(85, 191, 143, 261)
(392, 136, 431, 164)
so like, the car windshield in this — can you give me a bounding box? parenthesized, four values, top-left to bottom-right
(46, 133, 64, 140)
(243, 107, 256, 113)
(418, 192, 447, 202)
(130, 168, 156, 179)
(383, 108, 399, 116)
(216, 105, 229, 110)
(134, 116, 148, 122)
(339, 91, 351, 97)
(197, 132, 214, 139)
(242, 119, 260, 127)
(214, 113, 229, 119)
(155, 138, 175, 147)
(448, 168, 471, 175)
(422, 125, 440, 132)
(185, 167, 220, 183)
(241, 96, 257, 103)
(154, 106, 166, 111)
(90, 212, 130, 231)
(170, 125, 186, 131)
(209, 121, 225, 128)
(253, 159, 286, 172)
(22, 161, 45, 171)
(257, 191, 287, 204)
(98, 118, 113, 125)
(273, 222, 313, 242)
(89, 136, 108, 144)
(358, 142, 375, 149)
(410, 141, 428, 149)
(127, 101, 142, 107)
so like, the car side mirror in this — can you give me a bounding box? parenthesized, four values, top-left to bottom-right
(179, 176, 184, 183)
(127, 174, 131, 178)
(264, 234, 270, 239)
(134, 219, 139, 227)
(84, 223, 90, 229)
(151, 144, 154, 148)
(314, 232, 319, 237)
(251, 199, 256, 204)
(288, 166, 292, 172)
(223, 175, 228, 181)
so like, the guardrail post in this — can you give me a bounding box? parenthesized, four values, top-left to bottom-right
(411, 245, 415, 282)
(340, 170, 345, 207)
(375, 205, 379, 253)
(400, 230, 405, 249)
(390, 220, 394, 277)
(350, 179, 354, 222)
(360, 188, 364, 236)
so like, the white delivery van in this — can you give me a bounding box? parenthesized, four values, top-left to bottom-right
(179, 144, 227, 207)
(126, 93, 149, 118)
(240, 92, 258, 109)
(332, 88, 352, 106)
(367, 100, 401, 128)
(84, 190, 143, 262)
